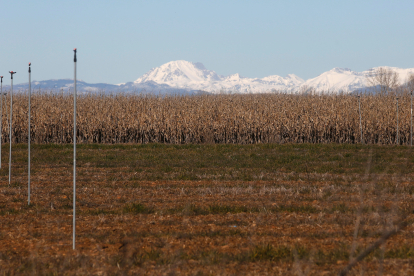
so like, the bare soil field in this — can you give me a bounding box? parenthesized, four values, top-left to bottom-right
(1, 144, 413, 275)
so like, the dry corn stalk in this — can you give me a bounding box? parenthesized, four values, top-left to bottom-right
(1, 89, 412, 145)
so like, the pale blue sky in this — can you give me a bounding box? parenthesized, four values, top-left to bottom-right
(1, 0, 414, 84)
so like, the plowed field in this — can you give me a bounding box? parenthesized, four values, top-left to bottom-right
(1, 144, 413, 275)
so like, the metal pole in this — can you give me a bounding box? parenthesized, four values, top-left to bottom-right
(358, 95, 363, 144)
(0, 76, 3, 169)
(396, 97, 399, 145)
(411, 91, 413, 147)
(8, 71, 16, 186)
(28, 63, 31, 205)
(5, 88, 8, 155)
(73, 48, 77, 250)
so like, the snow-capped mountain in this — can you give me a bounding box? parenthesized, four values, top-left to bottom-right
(134, 61, 221, 85)
(300, 66, 414, 93)
(3, 61, 414, 94)
(300, 68, 367, 92)
(132, 60, 304, 93)
(132, 61, 414, 93)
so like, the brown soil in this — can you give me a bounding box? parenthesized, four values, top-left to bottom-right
(1, 165, 414, 275)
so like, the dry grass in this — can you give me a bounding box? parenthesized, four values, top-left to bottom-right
(1, 90, 413, 144)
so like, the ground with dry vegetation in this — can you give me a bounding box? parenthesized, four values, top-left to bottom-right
(2, 92, 414, 145)
(1, 143, 414, 275)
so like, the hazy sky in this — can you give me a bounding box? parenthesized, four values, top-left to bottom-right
(1, 0, 414, 85)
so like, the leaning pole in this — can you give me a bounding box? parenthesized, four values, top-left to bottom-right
(73, 48, 77, 250)
(8, 71, 16, 186)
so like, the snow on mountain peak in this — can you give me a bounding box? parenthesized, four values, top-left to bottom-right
(300, 66, 414, 92)
(133, 60, 304, 93)
(6, 61, 414, 94)
(139, 61, 411, 93)
(301, 68, 366, 92)
(134, 60, 221, 86)
(225, 73, 242, 81)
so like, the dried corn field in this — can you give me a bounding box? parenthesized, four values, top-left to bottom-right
(1, 91, 413, 144)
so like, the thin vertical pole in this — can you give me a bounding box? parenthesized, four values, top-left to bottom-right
(396, 97, 399, 145)
(358, 95, 363, 144)
(28, 63, 31, 205)
(411, 91, 413, 147)
(0, 76, 3, 169)
(5, 89, 8, 153)
(8, 71, 16, 186)
(73, 48, 77, 250)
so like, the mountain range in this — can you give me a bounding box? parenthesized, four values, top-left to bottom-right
(2, 60, 414, 94)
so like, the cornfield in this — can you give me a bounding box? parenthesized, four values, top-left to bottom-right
(1, 91, 413, 145)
